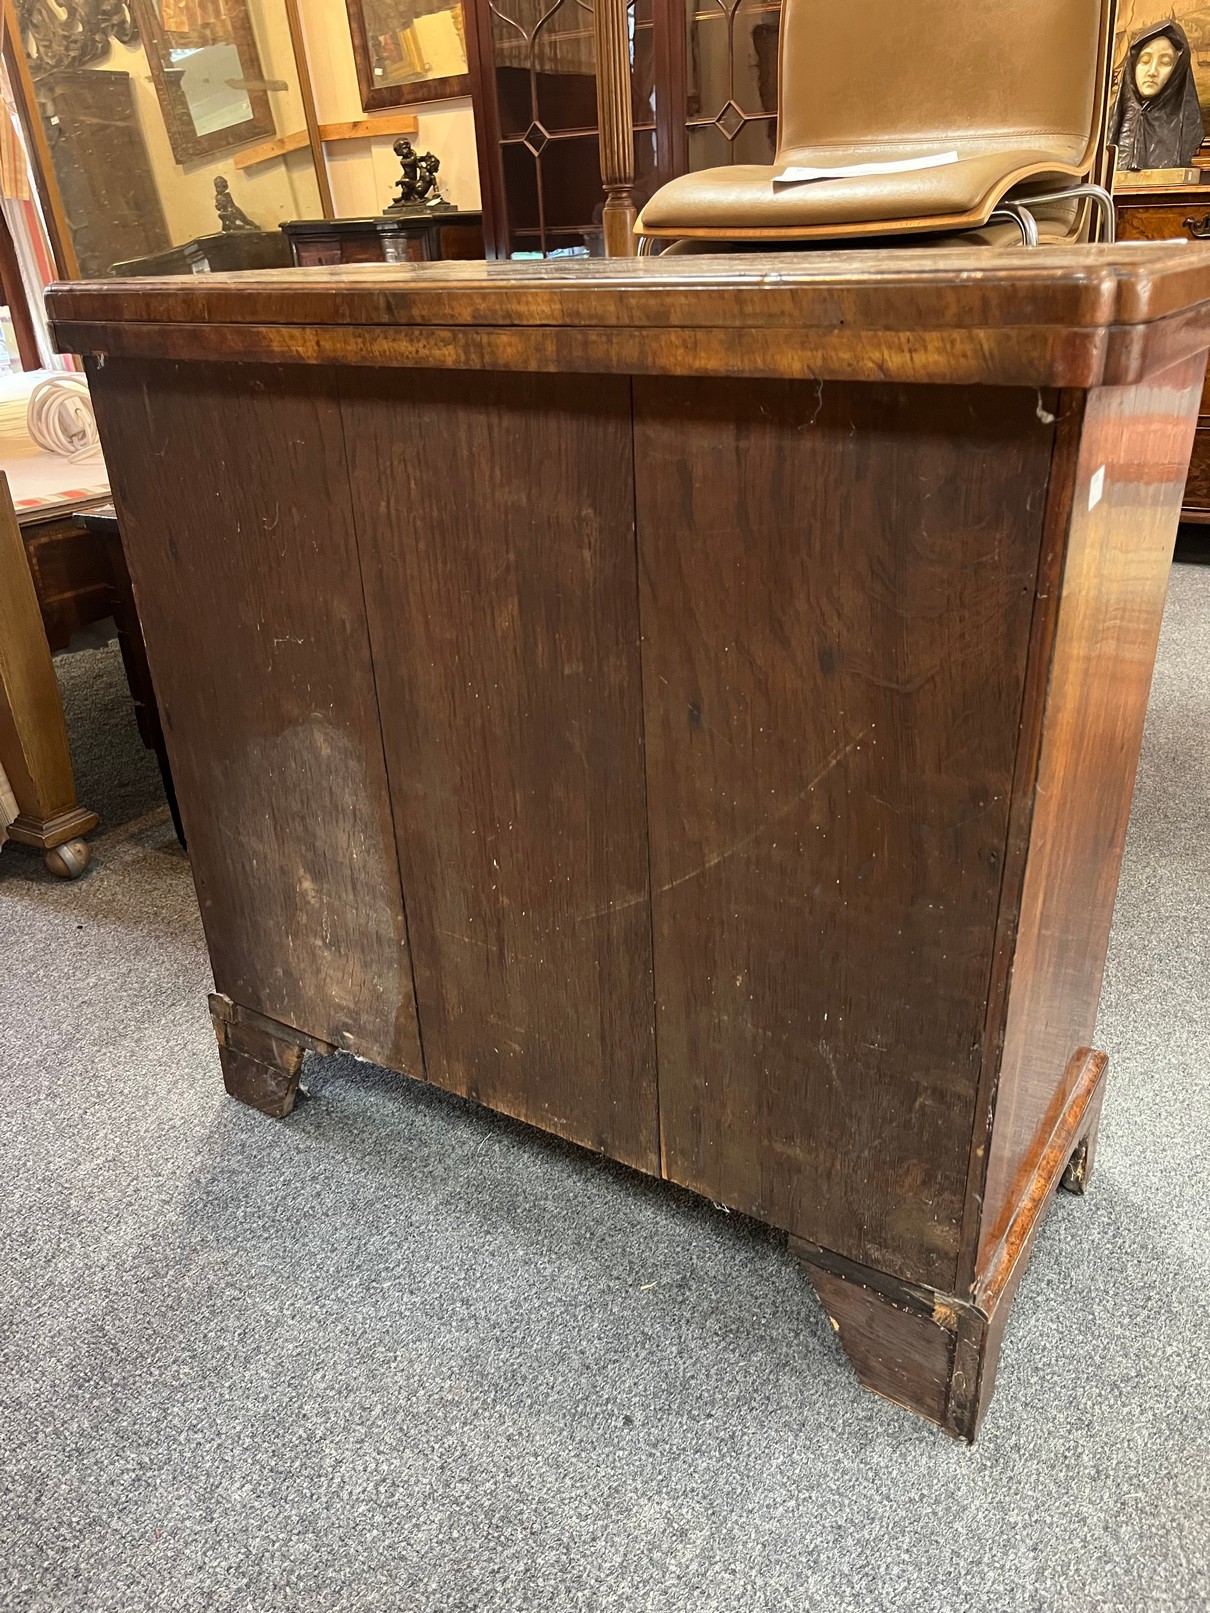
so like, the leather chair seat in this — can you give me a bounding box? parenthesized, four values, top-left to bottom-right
(659, 201, 1084, 253)
(637, 143, 1090, 240)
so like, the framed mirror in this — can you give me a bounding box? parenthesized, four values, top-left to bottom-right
(134, 0, 276, 164)
(345, 0, 470, 110)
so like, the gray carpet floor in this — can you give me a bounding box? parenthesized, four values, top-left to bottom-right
(2, 563, 1208, 1613)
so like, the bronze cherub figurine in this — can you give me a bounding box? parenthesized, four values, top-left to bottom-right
(385, 138, 452, 214)
(214, 175, 259, 233)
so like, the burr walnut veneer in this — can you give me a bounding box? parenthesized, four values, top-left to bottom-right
(47, 246, 1210, 1439)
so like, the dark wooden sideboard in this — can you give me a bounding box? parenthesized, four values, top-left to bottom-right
(47, 246, 1210, 1440)
(1116, 183, 1210, 520)
(112, 231, 292, 278)
(281, 212, 485, 267)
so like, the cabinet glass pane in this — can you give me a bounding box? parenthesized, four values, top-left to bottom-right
(683, 0, 781, 168)
(488, 0, 598, 139)
(733, 0, 779, 118)
(631, 0, 656, 128)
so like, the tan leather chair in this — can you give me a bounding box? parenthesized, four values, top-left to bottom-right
(636, 0, 1116, 252)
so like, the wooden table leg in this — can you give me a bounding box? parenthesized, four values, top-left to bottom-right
(0, 476, 97, 877)
(73, 506, 185, 849)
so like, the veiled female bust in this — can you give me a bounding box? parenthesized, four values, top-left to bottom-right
(1109, 21, 1206, 171)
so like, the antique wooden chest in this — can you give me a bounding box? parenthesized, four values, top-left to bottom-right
(48, 245, 1210, 1437)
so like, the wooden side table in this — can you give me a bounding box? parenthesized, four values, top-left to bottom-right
(0, 475, 96, 877)
(70, 506, 183, 849)
(281, 212, 485, 268)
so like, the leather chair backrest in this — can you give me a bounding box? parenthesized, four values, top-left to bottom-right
(777, 0, 1115, 168)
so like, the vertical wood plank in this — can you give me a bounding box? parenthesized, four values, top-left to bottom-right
(86, 357, 423, 1073)
(341, 368, 659, 1172)
(636, 377, 1053, 1290)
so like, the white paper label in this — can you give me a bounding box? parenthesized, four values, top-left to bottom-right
(773, 151, 959, 188)
(1089, 466, 1106, 511)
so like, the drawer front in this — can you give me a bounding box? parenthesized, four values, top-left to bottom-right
(1183, 423, 1210, 512)
(1115, 201, 1210, 242)
(293, 240, 341, 267)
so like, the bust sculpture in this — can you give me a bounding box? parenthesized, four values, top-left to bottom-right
(214, 175, 259, 233)
(1108, 20, 1206, 171)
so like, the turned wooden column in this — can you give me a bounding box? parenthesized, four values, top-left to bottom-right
(592, 0, 638, 257)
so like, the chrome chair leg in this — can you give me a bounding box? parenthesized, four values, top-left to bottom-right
(1018, 183, 1115, 244)
(988, 202, 1040, 246)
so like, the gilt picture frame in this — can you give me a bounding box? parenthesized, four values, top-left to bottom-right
(345, 0, 471, 111)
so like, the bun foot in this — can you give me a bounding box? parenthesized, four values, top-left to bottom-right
(43, 838, 90, 879)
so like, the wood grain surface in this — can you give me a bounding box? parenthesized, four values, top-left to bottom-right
(0, 476, 97, 843)
(47, 245, 1210, 390)
(44, 241, 1210, 327)
(635, 377, 1054, 1290)
(976, 354, 1203, 1269)
(42, 313, 1210, 391)
(85, 357, 424, 1073)
(340, 368, 659, 1171)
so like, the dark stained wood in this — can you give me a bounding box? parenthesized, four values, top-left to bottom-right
(282, 214, 485, 268)
(341, 368, 659, 1173)
(50, 246, 1210, 1439)
(44, 244, 1210, 390)
(17, 500, 181, 843)
(1182, 428, 1210, 514)
(976, 355, 1202, 1273)
(83, 357, 424, 1074)
(1059, 1070, 1106, 1195)
(72, 505, 183, 847)
(805, 1261, 954, 1427)
(793, 1049, 1109, 1440)
(44, 312, 1210, 391)
(111, 230, 292, 278)
(955, 389, 1090, 1284)
(1114, 186, 1210, 245)
(637, 379, 1053, 1291)
(460, 0, 509, 261)
(210, 991, 336, 1117)
(20, 506, 114, 653)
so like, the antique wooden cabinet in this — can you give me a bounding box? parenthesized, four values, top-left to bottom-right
(111, 232, 292, 278)
(1116, 181, 1210, 519)
(281, 212, 485, 267)
(47, 244, 1210, 1439)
